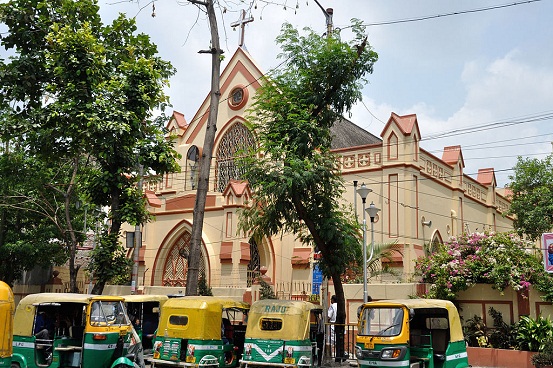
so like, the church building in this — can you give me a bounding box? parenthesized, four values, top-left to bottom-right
(131, 47, 513, 297)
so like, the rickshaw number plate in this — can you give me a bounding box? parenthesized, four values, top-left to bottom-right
(364, 342, 374, 349)
(284, 357, 295, 364)
(186, 356, 196, 363)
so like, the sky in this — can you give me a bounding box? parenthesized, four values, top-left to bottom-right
(79, 0, 553, 187)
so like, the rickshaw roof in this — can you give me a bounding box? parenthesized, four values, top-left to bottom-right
(362, 299, 464, 342)
(18, 293, 124, 306)
(14, 293, 125, 337)
(250, 299, 322, 315)
(162, 296, 249, 311)
(121, 294, 169, 303)
(0, 281, 13, 302)
(158, 296, 249, 340)
(246, 299, 322, 340)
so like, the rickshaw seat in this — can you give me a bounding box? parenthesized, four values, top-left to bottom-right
(70, 325, 84, 340)
(431, 329, 448, 357)
(35, 338, 53, 349)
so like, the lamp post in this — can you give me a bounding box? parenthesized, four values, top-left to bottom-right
(366, 202, 380, 291)
(356, 183, 372, 303)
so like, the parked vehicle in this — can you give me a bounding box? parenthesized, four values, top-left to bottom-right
(239, 299, 323, 368)
(11, 293, 135, 368)
(356, 299, 469, 368)
(123, 294, 168, 353)
(151, 297, 249, 368)
(0, 281, 14, 368)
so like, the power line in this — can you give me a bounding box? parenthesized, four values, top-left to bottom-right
(359, 0, 545, 27)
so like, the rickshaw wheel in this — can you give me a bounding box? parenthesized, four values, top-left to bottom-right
(11, 363, 20, 368)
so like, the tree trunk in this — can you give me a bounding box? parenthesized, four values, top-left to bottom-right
(186, 0, 222, 295)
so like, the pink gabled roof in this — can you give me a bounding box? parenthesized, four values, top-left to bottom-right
(477, 168, 496, 186)
(166, 110, 188, 130)
(380, 112, 421, 138)
(442, 145, 465, 168)
(144, 190, 161, 208)
(222, 179, 249, 197)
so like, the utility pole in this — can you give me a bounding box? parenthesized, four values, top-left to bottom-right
(131, 164, 143, 294)
(185, 0, 223, 295)
(313, 0, 333, 37)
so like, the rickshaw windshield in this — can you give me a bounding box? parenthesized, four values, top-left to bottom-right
(358, 307, 404, 337)
(90, 300, 130, 326)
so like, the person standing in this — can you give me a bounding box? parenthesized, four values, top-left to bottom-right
(327, 295, 337, 353)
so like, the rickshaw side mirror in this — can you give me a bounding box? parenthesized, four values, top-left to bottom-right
(409, 309, 415, 321)
(152, 307, 160, 314)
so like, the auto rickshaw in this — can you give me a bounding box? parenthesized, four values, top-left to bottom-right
(150, 297, 249, 368)
(239, 299, 324, 368)
(355, 299, 469, 368)
(11, 293, 135, 368)
(123, 295, 168, 354)
(0, 281, 14, 368)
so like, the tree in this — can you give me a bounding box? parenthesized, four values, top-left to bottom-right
(0, 0, 180, 292)
(184, 0, 223, 296)
(238, 21, 377, 360)
(508, 154, 553, 241)
(0, 147, 68, 286)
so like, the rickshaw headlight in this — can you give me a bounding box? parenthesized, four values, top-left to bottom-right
(380, 347, 405, 360)
(355, 346, 363, 359)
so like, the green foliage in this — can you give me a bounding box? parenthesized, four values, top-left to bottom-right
(532, 338, 553, 367)
(257, 277, 276, 300)
(0, 148, 71, 285)
(463, 314, 490, 347)
(488, 307, 517, 349)
(415, 232, 553, 301)
(516, 315, 553, 352)
(87, 232, 132, 286)
(198, 271, 213, 296)
(508, 154, 553, 241)
(237, 21, 377, 299)
(0, 0, 180, 291)
(463, 308, 517, 349)
(342, 242, 403, 283)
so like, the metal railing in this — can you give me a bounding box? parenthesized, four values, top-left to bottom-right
(323, 322, 358, 361)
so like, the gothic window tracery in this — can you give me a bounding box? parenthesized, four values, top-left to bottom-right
(162, 230, 206, 287)
(215, 123, 255, 192)
(247, 238, 260, 287)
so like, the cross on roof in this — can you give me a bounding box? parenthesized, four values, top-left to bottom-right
(231, 9, 254, 47)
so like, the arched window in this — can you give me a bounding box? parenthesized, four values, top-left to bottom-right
(247, 238, 261, 287)
(162, 230, 206, 287)
(215, 123, 255, 192)
(186, 146, 200, 190)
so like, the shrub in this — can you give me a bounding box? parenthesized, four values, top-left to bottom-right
(415, 232, 553, 302)
(532, 338, 553, 368)
(516, 315, 553, 352)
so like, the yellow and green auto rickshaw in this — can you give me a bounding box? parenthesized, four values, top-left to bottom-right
(240, 299, 323, 368)
(356, 299, 469, 368)
(150, 297, 249, 368)
(0, 281, 14, 368)
(11, 293, 135, 368)
(123, 294, 168, 357)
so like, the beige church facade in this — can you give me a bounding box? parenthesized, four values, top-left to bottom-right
(129, 47, 514, 297)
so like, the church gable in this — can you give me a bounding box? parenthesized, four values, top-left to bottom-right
(183, 48, 265, 147)
(166, 111, 188, 138)
(380, 112, 421, 139)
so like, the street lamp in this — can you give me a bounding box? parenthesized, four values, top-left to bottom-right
(366, 202, 381, 294)
(356, 183, 372, 303)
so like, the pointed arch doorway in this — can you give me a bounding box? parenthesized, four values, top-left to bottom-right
(162, 229, 207, 287)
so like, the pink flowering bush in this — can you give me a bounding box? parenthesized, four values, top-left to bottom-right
(415, 232, 553, 301)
